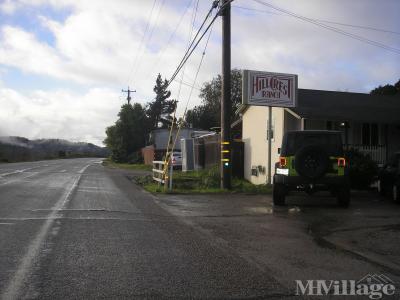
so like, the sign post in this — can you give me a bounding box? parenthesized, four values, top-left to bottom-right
(242, 70, 298, 185)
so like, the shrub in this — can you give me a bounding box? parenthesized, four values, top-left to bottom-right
(345, 149, 378, 189)
(201, 165, 220, 188)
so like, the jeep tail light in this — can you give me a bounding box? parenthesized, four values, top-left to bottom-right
(338, 157, 346, 167)
(279, 157, 287, 167)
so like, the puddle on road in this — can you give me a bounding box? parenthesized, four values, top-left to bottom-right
(245, 207, 274, 214)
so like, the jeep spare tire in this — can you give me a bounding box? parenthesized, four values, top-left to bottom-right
(294, 145, 329, 179)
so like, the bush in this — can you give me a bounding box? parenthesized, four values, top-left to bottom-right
(345, 149, 378, 189)
(127, 151, 143, 164)
(201, 165, 220, 188)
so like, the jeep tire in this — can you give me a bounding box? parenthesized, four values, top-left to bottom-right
(294, 145, 330, 180)
(273, 183, 286, 206)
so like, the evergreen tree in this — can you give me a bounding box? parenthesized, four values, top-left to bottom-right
(104, 103, 148, 162)
(147, 74, 177, 129)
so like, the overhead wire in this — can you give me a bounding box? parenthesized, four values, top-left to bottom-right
(175, 0, 200, 102)
(126, 0, 157, 87)
(160, 1, 224, 183)
(145, 0, 195, 79)
(251, 0, 400, 55)
(167, 1, 219, 87)
(172, 23, 216, 152)
(164, 0, 199, 174)
(232, 5, 400, 36)
(169, 22, 215, 159)
(131, 0, 167, 84)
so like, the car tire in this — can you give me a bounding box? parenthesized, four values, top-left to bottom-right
(337, 187, 351, 208)
(273, 183, 286, 206)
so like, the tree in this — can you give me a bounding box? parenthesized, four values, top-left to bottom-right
(185, 69, 242, 130)
(370, 79, 400, 96)
(147, 74, 177, 129)
(104, 103, 148, 162)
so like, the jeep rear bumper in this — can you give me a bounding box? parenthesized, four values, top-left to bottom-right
(274, 174, 349, 189)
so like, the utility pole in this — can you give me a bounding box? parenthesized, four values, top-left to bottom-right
(220, 0, 231, 189)
(121, 87, 136, 105)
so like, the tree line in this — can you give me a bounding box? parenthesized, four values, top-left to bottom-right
(104, 71, 399, 163)
(104, 70, 243, 163)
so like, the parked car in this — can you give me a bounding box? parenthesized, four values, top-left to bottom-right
(273, 130, 350, 207)
(377, 152, 400, 203)
(170, 151, 182, 169)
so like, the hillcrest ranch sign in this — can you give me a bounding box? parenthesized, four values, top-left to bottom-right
(242, 70, 298, 107)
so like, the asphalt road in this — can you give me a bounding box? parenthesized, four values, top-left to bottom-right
(1, 158, 399, 299)
(0, 158, 287, 299)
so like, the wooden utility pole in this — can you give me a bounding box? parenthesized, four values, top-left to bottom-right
(121, 87, 136, 105)
(220, 0, 231, 189)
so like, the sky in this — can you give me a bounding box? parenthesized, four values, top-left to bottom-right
(0, 0, 399, 146)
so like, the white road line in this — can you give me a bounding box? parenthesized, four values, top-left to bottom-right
(1, 162, 91, 300)
(78, 164, 91, 174)
(0, 168, 34, 178)
(0, 223, 14, 225)
(0, 172, 39, 186)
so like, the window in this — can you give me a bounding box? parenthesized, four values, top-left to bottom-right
(362, 123, 379, 146)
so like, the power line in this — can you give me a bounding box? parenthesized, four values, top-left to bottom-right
(251, 0, 400, 55)
(169, 22, 215, 161)
(142, 1, 222, 108)
(131, 0, 166, 83)
(145, 0, 195, 79)
(175, 0, 200, 102)
(168, 2, 217, 86)
(232, 5, 400, 35)
(126, 0, 157, 86)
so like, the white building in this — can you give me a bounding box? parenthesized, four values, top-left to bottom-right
(240, 89, 400, 185)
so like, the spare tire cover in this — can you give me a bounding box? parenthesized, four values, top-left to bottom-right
(294, 145, 329, 179)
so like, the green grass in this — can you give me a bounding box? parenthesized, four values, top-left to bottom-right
(133, 167, 272, 195)
(102, 158, 152, 172)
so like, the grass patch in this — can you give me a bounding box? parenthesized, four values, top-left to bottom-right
(102, 158, 152, 172)
(133, 166, 272, 195)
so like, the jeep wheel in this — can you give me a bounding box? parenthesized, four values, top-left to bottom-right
(336, 187, 350, 208)
(294, 145, 330, 180)
(273, 184, 286, 206)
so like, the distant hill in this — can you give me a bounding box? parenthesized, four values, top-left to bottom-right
(0, 136, 109, 162)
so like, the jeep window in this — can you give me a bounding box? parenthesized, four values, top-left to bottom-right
(282, 132, 343, 156)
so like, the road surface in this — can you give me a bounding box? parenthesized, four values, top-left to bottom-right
(0, 158, 399, 299)
(0, 158, 286, 299)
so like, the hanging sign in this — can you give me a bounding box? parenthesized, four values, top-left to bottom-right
(242, 70, 298, 107)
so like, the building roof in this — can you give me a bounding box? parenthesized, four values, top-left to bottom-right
(290, 89, 400, 124)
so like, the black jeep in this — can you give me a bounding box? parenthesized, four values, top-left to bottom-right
(273, 130, 350, 207)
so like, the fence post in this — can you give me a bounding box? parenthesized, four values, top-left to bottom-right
(169, 162, 173, 191)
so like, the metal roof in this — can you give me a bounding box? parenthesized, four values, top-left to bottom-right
(290, 89, 400, 124)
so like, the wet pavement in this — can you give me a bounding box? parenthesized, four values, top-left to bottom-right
(154, 190, 400, 295)
(1, 158, 399, 299)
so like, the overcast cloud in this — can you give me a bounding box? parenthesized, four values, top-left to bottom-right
(0, 0, 399, 145)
